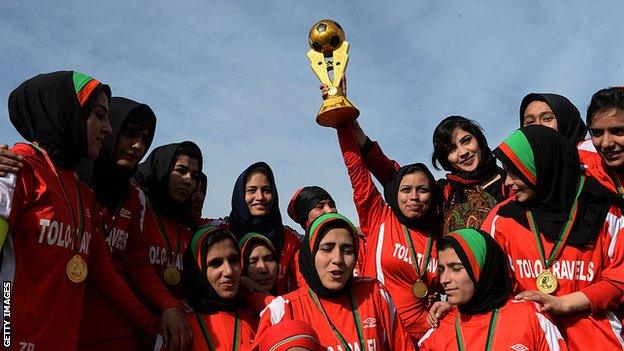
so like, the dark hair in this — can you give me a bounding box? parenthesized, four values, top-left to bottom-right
(175, 144, 202, 164)
(244, 164, 270, 185)
(586, 87, 624, 128)
(436, 237, 454, 252)
(124, 107, 156, 133)
(431, 116, 488, 171)
(199, 230, 240, 268)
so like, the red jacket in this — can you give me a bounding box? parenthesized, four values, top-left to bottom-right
(79, 185, 181, 345)
(337, 127, 439, 341)
(256, 278, 415, 351)
(482, 199, 624, 350)
(0, 143, 158, 351)
(418, 300, 568, 350)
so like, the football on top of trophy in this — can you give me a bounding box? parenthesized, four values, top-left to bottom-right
(308, 19, 346, 54)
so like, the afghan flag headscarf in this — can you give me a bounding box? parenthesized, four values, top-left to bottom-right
(134, 141, 203, 222)
(8, 71, 111, 169)
(299, 213, 359, 298)
(77, 97, 156, 211)
(519, 93, 587, 144)
(439, 229, 512, 315)
(182, 226, 242, 313)
(229, 162, 285, 254)
(493, 125, 611, 246)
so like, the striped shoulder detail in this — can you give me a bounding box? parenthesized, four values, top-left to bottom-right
(577, 139, 597, 152)
(260, 296, 288, 325)
(378, 285, 396, 332)
(535, 311, 563, 351)
(606, 311, 624, 348)
(605, 211, 624, 259)
(417, 328, 436, 348)
(375, 223, 386, 285)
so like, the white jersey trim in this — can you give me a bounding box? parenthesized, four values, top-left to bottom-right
(606, 311, 624, 348)
(577, 139, 597, 152)
(375, 223, 386, 285)
(261, 296, 287, 325)
(417, 328, 435, 348)
(0, 173, 17, 219)
(605, 212, 623, 259)
(535, 311, 562, 351)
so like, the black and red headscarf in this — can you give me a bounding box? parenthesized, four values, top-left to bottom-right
(8, 70, 111, 169)
(287, 186, 335, 229)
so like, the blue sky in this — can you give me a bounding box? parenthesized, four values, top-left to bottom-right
(2, 1, 623, 230)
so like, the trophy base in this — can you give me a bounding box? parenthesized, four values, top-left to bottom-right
(316, 96, 360, 128)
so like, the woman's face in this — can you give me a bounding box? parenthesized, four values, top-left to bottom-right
(397, 172, 432, 220)
(446, 127, 482, 173)
(314, 227, 356, 291)
(523, 101, 558, 131)
(114, 121, 152, 170)
(245, 172, 273, 217)
(190, 180, 207, 220)
(438, 247, 475, 305)
(85, 91, 112, 158)
(168, 154, 199, 204)
(504, 169, 536, 203)
(306, 199, 338, 226)
(246, 243, 278, 292)
(205, 238, 241, 299)
(589, 108, 624, 169)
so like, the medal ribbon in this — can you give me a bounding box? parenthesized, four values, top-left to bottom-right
(402, 225, 433, 279)
(608, 168, 624, 200)
(196, 312, 240, 351)
(32, 143, 85, 253)
(308, 288, 366, 351)
(454, 309, 499, 351)
(526, 175, 585, 269)
(146, 199, 181, 261)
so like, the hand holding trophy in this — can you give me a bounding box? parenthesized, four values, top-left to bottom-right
(307, 19, 359, 127)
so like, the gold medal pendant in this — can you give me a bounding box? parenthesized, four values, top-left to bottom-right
(66, 254, 88, 283)
(163, 267, 181, 286)
(536, 270, 558, 294)
(412, 279, 428, 299)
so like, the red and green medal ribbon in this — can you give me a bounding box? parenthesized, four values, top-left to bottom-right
(196, 312, 240, 351)
(526, 175, 585, 270)
(455, 309, 499, 351)
(308, 288, 366, 351)
(402, 225, 433, 281)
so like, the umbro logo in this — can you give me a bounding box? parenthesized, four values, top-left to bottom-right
(362, 317, 376, 329)
(119, 208, 131, 219)
(510, 344, 528, 351)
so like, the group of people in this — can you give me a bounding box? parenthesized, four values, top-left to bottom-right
(0, 70, 623, 351)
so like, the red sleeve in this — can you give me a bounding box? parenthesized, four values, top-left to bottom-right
(88, 208, 160, 334)
(361, 139, 401, 184)
(124, 219, 181, 312)
(580, 281, 623, 315)
(337, 126, 386, 238)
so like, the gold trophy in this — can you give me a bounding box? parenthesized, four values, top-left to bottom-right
(307, 19, 359, 127)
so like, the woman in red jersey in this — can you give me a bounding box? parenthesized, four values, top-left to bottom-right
(157, 227, 257, 351)
(212, 162, 301, 295)
(256, 213, 415, 351)
(419, 228, 567, 350)
(0, 71, 157, 350)
(482, 125, 624, 350)
(335, 121, 441, 342)
(134, 142, 203, 300)
(76, 97, 191, 351)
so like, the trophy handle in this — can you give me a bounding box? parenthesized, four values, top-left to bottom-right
(306, 49, 333, 87)
(331, 41, 349, 87)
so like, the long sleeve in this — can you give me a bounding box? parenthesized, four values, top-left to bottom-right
(361, 138, 401, 185)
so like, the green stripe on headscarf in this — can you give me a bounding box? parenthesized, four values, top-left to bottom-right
(501, 130, 536, 178)
(307, 212, 357, 246)
(72, 71, 94, 94)
(453, 228, 487, 269)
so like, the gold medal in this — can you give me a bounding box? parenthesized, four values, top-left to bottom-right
(536, 270, 558, 294)
(412, 279, 428, 299)
(163, 267, 181, 286)
(66, 254, 88, 283)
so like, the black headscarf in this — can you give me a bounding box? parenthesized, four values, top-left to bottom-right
(287, 186, 335, 229)
(299, 213, 359, 298)
(519, 93, 587, 144)
(182, 227, 242, 313)
(439, 229, 512, 315)
(8, 70, 111, 169)
(134, 141, 203, 222)
(229, 162, 284, 254)
(382, 163, 442, 232)
(77, 97, 156, 211)
(495, 125, 611, 246)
